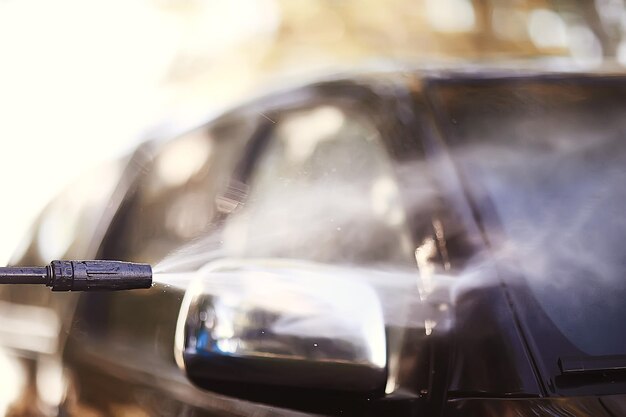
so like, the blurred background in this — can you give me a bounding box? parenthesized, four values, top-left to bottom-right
(2, 0, 626, 265)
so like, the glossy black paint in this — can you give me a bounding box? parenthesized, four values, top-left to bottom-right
(447, 285, 542, 397)
(444, 396, 616, 417)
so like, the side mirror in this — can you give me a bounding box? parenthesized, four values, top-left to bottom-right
(175, 259, 388, 413)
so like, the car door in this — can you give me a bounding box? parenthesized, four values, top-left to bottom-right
(60, 77, 461, 417)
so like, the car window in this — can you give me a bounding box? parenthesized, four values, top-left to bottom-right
(431, 78, 626, 356)
(221, 104, 415, 267)
(99, 116, 255, 264)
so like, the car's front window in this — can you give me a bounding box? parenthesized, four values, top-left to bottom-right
(432, 78, 626, 356)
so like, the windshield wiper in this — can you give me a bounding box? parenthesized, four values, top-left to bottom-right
(559, 355, 626, 375)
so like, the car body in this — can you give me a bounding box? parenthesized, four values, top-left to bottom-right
(2, 67, 626, 417)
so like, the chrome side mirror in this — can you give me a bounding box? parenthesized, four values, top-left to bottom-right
(175, 259, 387, 410)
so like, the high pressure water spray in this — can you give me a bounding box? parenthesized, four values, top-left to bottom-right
(0, 260, 152, 291)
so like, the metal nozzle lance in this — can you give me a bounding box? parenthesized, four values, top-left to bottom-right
(0, 260, 152, 291)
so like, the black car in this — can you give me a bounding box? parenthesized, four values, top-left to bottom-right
(3, 68, 626, 417)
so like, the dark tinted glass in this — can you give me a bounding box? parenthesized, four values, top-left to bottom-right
(433, 78, 626, 356)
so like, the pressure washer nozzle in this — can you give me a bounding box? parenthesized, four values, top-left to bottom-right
(0, 260, 152, 292)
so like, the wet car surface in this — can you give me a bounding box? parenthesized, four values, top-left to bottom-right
(2, 68, 626, 416)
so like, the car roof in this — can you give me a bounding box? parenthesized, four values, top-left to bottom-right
(144, 60, 626, 150)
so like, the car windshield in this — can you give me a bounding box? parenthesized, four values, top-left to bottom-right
(432, 78, 626, 356)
